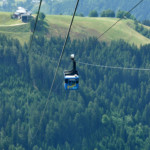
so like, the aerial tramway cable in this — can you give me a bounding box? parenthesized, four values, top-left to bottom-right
(27, 0, 146, 141)
(29, 0, 80, 140)
(77, 61, 150, 71)
(26, 0, 43, 143)
(77, 0, 147, 72)
(96, 0, 144, 40)
(28, 0, 43, 52)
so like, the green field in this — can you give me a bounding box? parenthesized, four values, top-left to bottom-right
(0, 12, 150, 46)
(0, 12, 23, 25)
(46, 15, 150, 46)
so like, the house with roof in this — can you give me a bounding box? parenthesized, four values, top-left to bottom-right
(12, 7, 32, 22)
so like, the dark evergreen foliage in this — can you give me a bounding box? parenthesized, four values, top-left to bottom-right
(142, 20, 150, 27)
(134, 21, 150, 39)
(0, 0, 150, 20)
(88, 10, 98, 17)
(1, 33, 150, 149)
(39, 12, 46, 21)
(100, 9, 115, 17)
(29, 14, 49, 33)
(116, 10, 135, 20)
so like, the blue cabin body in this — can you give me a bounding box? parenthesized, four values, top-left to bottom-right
(64, 74, 79, 90)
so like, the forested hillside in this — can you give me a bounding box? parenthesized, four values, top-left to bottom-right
(1, 33, 150, 149)
(43, 0, 150, 20)
(0, 0, 149, 20)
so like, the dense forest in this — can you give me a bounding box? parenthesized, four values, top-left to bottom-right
(0, 0, 150, 20)
(1, 33, 150, 150)
(135, 21, 150, 39)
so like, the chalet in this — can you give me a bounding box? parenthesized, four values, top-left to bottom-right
(12, 7, 32, 22)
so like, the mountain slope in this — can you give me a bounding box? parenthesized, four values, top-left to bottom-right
(41, 0, 150, 20)
(0, 12, 150, 46)
(47, 15, 150, 46)
(0, 0, 149, 20)
(1, 33, 150, 150)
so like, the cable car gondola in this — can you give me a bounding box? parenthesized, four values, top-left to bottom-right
(64, 54, 79, 90)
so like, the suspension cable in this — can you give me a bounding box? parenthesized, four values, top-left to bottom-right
(26, 0, 43, 143)
(30, 0, 80, 140)
(96, 0, 144, 40)
(28, 0, 43, 52)
(28, 0, 146, 141)
(77, 61, 150, 71)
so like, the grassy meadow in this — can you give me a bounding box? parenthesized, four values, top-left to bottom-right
(0, 12, 150, 46)
(46, 15, 150, 46)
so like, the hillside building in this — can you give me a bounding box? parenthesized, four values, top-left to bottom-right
(12, 7, 32, 22)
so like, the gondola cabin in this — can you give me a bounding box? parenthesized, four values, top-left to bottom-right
(64, 54, 79, 90)
(64, 74, 79, 90)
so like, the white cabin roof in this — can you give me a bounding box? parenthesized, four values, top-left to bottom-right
(64, 74, 79, 79)
(15, 7, 27, 14)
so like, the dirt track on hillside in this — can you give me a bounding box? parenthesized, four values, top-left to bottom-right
(0, 23, 27, 27)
